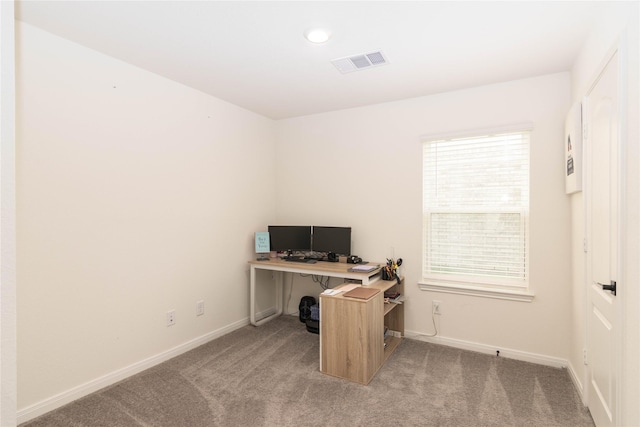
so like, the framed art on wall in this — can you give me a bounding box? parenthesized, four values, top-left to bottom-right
(565, 101, 583, 194)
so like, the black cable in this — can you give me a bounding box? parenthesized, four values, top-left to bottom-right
(300, 273, 331, 289)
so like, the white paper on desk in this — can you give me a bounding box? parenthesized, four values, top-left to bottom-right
(322, 289, 342, 295)
(349, 264, 378, 272)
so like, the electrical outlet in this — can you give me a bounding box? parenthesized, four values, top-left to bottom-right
(166, 310, 176, 326)
(432, 300, 441, 315)
(196, 300, 205, 316)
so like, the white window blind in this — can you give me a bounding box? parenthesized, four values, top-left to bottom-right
(422, 130, 530, 288)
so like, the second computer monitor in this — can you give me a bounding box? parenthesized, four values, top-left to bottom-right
(312, 226, 351, 256)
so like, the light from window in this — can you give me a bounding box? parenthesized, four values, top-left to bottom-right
(422, 130, 530, 289)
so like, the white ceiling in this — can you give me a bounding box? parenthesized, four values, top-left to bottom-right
(16, 1, 617, 119)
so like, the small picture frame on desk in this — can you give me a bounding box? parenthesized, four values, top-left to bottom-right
(255, 231, 270, 260)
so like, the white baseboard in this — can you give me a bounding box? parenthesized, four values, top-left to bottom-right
(17, 317, 251, 424)
(405, 329, 568, 369)
(566, 360, 587, 405)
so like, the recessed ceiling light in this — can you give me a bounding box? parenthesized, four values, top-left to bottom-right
(304, 29, 331, 44)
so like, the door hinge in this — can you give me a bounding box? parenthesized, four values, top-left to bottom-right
(583, 238, 588, 253)
(583, 348, 588, 365)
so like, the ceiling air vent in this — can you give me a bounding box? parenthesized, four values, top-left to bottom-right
(331, 50, 389, 74)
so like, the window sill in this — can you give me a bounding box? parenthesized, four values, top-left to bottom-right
(418, 281, 534, 302)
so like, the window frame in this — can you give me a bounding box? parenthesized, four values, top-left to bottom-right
(419, 125, 534, 302)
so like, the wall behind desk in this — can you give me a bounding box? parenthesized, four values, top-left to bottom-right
(275, 73, 572, 362)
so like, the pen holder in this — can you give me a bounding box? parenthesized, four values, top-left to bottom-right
(382, 267, 396, 281)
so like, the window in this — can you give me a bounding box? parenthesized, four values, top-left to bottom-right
(421, 128, 532, 301)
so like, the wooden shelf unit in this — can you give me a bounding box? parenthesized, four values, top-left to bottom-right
(320, 276, 404, 385)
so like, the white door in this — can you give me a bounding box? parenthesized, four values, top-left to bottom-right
(586, 50, 619, 427)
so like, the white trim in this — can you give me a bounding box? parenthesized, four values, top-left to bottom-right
(420, 122, 534, 143)
(405, 329, 566, 368)
(0, 2, 17, 426)
(581, 87, 590, 409)
(17, 317, 251, 424)
(418, 281, 534, 302)
(566, 359, 586, 404)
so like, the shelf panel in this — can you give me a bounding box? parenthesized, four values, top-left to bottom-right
(383, 301, 400, 316)
(384, 335, 402, 361)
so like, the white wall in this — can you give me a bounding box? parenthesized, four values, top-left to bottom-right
(16, 22, 277, 416)
(569, 2, 639, 424)
(276, 73, 573, 363)
(1, 1, 17, 426)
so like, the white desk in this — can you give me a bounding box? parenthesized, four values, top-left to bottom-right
(248, 258, 382, 326)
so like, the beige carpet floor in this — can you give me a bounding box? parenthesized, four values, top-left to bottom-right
(22, 315, 594, 426)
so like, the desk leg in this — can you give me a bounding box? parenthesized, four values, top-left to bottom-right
(250, 265, 257, 326)
(250, 267, 284, 326)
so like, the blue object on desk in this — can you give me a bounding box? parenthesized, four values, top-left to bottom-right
(255, 231, 270, 260)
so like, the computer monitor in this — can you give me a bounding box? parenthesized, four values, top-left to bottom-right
(267, 225, 312, 253)
(312, 226, 351, 256)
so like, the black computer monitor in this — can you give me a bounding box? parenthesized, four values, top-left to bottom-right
(268, 225, 312, 253)
(312, 226, 351, 256)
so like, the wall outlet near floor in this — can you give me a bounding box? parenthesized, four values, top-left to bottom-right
(166, 309, 176, 326)
(196, 300, 205, 316)
(432, 300, 441, 315)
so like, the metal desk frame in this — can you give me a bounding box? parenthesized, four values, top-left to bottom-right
(248, 258, 381, 326)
